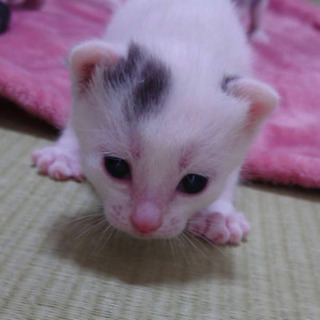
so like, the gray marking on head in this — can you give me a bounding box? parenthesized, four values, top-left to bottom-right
(104, 43, 171, 122)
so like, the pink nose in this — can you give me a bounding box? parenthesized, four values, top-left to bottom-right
(130, 202, 163, 234)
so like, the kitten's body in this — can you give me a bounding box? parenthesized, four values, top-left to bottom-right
(33, 0, 277, 243)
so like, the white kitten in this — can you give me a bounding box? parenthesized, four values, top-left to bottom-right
(32, 0, 278, 244)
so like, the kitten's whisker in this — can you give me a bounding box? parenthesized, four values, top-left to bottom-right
(75, 218, 106, 240)
(93, 223, 113, 254)
(186, 230, 230, 258)
(102, 227, 116, 248)
(177, 234, 192, 264)
(70, 214, 103, 224)
(97, 223, 112, 246)
(168, 238, 176, 257)
(182, 232, 211, 261)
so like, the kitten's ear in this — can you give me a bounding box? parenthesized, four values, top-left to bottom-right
(223, 77, 279, 132)
(69, 40, 121, 87)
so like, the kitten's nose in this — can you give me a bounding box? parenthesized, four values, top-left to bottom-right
(131, 202, 163, 234)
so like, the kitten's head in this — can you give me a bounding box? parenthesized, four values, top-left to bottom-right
(69, 40, 278, 239)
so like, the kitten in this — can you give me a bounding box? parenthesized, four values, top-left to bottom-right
(32, 0, 278, 244)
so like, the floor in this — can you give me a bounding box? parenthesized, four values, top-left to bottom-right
(0, 97, 319, 319)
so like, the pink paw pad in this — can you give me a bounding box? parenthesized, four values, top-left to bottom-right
(32, 146, 84, 181)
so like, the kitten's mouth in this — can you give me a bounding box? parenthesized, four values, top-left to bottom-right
(129, 226, 184, 240)
(105, 212, 185, 239)
(112, 221, 179, 239)
(105, 216, 155, 238)
(131, 231, 158, 239)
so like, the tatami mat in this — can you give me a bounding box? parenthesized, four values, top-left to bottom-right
(0, 100, 319, 319)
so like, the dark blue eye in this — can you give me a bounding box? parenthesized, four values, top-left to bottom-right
(178, 174, 208, 194)
(104, 156, 131, 180)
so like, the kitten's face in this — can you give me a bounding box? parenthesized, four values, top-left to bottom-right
(77, 114, 246, 239)
(71, 42, 277, 239)
(73, 74, 248, 238)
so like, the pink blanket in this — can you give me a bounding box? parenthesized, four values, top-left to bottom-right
(0, 0, 320, 188)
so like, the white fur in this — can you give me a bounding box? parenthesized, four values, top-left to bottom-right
(33, 0, 278, 243)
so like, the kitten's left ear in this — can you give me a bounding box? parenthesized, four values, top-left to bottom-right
(223, 77, 279, 132)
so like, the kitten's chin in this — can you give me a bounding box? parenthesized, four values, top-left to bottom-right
(120, 225, 185, 240)
(132, 228, 185, 240)
(129, 230, 184, 240)
(106, 214, 185, 240)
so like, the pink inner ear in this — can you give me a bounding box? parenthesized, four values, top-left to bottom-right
(81, 62, 97, 85)
(247, 100, 270, 128)
(72, 50, 105, 81)
(70, 41, 121, 83)
(228, 78, 279, 131)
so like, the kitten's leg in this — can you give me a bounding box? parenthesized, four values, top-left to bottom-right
(188, 168, 250, 244)
(32, 121, 84, 181)
(248, 0, 269, 42)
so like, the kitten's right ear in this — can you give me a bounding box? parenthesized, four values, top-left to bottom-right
(69, 40, 121, 87)
(223, 76, 279, 133)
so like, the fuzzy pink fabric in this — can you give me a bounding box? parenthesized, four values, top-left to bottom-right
(0, 0, 112, 126)
(0, 0, 319, 188)
(245, 0, 320, 188)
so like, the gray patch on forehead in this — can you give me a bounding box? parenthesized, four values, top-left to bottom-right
(103, 43, 171, 122)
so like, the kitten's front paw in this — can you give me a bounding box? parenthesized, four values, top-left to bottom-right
(188, 211, 250, 245)
(32, 146, 84, 181)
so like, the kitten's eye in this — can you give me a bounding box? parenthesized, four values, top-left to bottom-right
(177, 174, 208, 194)
(104, 156, 131, 180)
